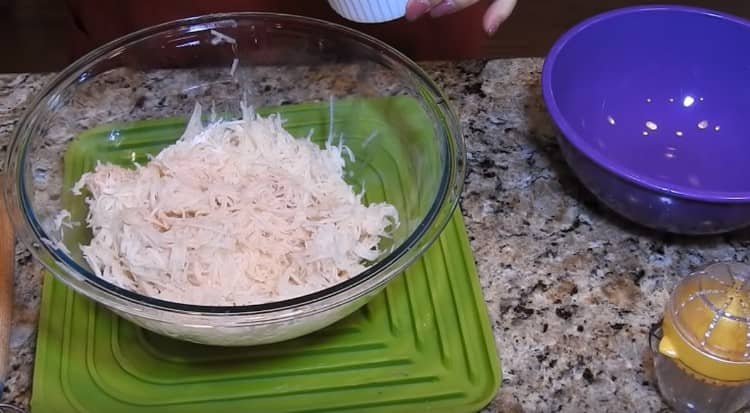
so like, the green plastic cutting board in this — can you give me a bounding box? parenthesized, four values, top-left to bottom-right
(31, 97, 501, 413)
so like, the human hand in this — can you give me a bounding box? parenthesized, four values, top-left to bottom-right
(405, 0, 517, 35)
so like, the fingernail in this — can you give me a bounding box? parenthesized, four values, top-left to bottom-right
(405, 0, 432, 21)
(486, 21, 500, 35)
(429, 0, 457, 18)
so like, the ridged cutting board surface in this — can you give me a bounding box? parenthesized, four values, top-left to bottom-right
(31, 97, 501, 413)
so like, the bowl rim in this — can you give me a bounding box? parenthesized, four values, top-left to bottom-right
(542, 4, 750, 203)
(7, 12, 464, 317)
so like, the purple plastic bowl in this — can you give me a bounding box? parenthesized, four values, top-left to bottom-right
(542, 5, 750, 234)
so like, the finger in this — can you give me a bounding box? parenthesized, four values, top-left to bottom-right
(429, 0, 481, 18)
(405, 0, 443, 21)
(483, 0, 517, 35)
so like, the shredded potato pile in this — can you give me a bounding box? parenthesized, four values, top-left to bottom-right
(72, 104, 399, 305)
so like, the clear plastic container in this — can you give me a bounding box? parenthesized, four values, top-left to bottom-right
(654, 352, 750, 413)
(653, 262, 750, 412)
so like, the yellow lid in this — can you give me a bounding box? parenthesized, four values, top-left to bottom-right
(658, 262, 750, 382)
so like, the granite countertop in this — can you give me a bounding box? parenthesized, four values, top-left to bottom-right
(1, 58, 749, 412)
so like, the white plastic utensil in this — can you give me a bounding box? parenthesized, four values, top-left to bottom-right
(328, 0, 408, 23)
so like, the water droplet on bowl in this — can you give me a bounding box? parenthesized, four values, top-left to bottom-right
(33, 167, 47, 182)
(646, 121, 658, 130)
(607, 115, 616, 125)
(698, 120, 709, 129)
(646, 98, 652, 103)
(699, 97, 705, 102)
(683, 96, 695, 107)
(659, 196, 674, 205)
(715, 125, 721, 132)
(675, 131, 684, 137)
(642, 131, 649, 136)
(108, 129, 121, 142)
(669, 97, 675, 103)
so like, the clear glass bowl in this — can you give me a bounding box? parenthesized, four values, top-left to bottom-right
(4, 13, 464, 345)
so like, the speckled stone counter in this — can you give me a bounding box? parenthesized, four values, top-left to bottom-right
(1, 59, 749, 412)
